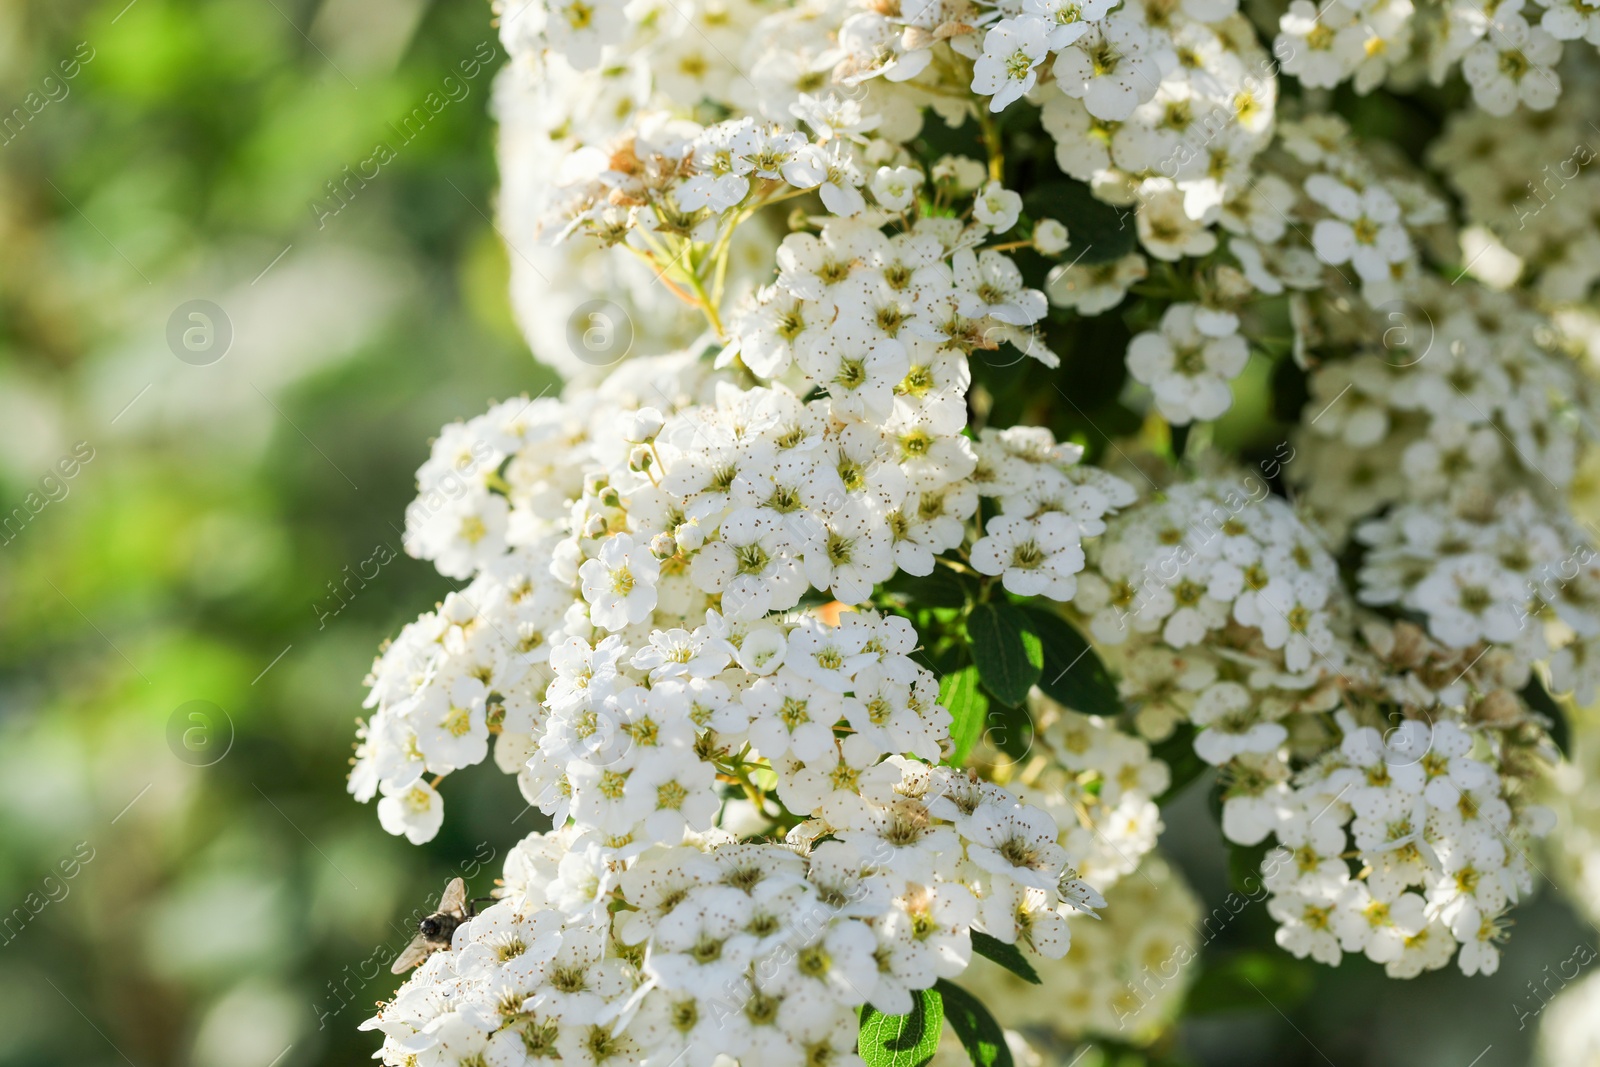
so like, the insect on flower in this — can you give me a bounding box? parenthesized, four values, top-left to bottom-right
(391, 877, 476, 974)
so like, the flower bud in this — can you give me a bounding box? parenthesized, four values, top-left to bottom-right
(624, 406, 665, 443)
(675, 520, 706, 551)
(1033, 218, 1070, 255)
(648, 532, 678, 559)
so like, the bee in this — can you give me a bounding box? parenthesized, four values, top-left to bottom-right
(391, 877, 476, 974)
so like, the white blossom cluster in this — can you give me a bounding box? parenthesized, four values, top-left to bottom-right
(1008, 699, 1173, 886)
(354, 296, 1143, 837)
(361, 740, 1108, 1065)
(1428, 84, 1600, 303)
(1257, 711, 1550, 979)
(347, 0, 1600, 1055)
(1290, 277, 1586, 534)
(1278, 249, 1600, 704)
(352, 326, 1122, 1062)
(1066, 471, 1560, 977)
(1040, 111, 1451, 429)
(947, 855, 1202, 1058)
(1074, 476, 1347, 678)
(1272, 0, 1596, 116)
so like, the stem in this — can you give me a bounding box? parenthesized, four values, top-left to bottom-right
(622, 244, 698, 307)
(688, 266, 725, 339)
(978, 109, 1004, 184)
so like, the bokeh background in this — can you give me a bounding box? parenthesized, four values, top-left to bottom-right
(0, 2, 1596, 1066)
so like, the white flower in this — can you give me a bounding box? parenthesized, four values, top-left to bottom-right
(1269, 891, 1344, 965)
(802, 502, 895, 604)
(623, 407, 665, 443)
(630, 627, 732, 680)
(1461, 16, 1561, 115)
(411, 672, 491, 771)
(952, 249, 1047, 325)
(544, 0, 628, 68)
(1125, 303, 1249, 424)
(931, 154, 988, 193)
(579, 534, 661, 631)
(1024, 0, 1114, 48)
(871, 166, 924, 212)
(743, 668, 843, 761)
(785, 619, 878, 692)
(785, 140, 867, 215)
(1136, 182, 1218, 261)
(1046, 253, 1148, 314)
(1410, 554, 1526, 647)
(972, 17, 1051, 112)
(964, 803, 1069, 891)
(972, 181, 1024, 232)
(1054, 15, 1174, 121)
(1032, 218, 1071, 255)
(378, 779, 446, 844)
(1305, 175, 1413, 283)
(1276, 0, 1358, 89)
(1190, 682, 1287, 765)
(970, 513, 1087, 599)
(1540, 0, 1600, 42)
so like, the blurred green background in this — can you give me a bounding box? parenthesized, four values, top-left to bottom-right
(0, 2, 1595, 1066)
(0, 1, 555, 1063)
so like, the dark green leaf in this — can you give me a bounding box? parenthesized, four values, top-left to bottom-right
(1184, 951, 1314, 1016)
(1022, 180, 1137, 265)
(940, 664, 989, 767)
(1023, 608, 1121, 717)
(859, 987, 944, 1067)
(970, 931, 1040, 984)
(1521, 677, 1571, 758)
(984, 699, 1034, 761)
(1150, 724, 1209, 807)
(1226, 839, 1273, 897)
(968, 603, 1043, 707)
(1170, 422, 1191, 461)
(883, 566, 977, 610)
(935, 980, 1014, 1067)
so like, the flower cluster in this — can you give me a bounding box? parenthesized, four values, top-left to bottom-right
(361, 718, 1109, 1066)
(1011, 699, 1172, 885)
(1259, 713, 1548, 979)
(1066, 469, 1561, 976)
(1272, 0, 1593, 116)
(354, 306, 1122, 1065)
(350, 0, 1600, 1057)
(950, 856, 1202, 1056)
(1074, 475, 1346, 677)
(1428, 90, 1600, 304)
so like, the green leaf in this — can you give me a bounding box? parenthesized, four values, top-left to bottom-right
(940, 664, 989, 767)
(970, 931, 1040, 985)
(1023, 608, 1121, 717)
(935, 980, 1014, 1067)
(1226, 839, 1273, 896)
(1150, 724, 1209, 807)
(1022, 180, 1136, 266)
(1184, 950, 1314, 1016)
(1521, 677, 1571, 758)
(859, 987, 944, 1067)
(985, 700, 1034, 761)
(884, 566, 976, 610)
(967, 603, 1043, 707)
